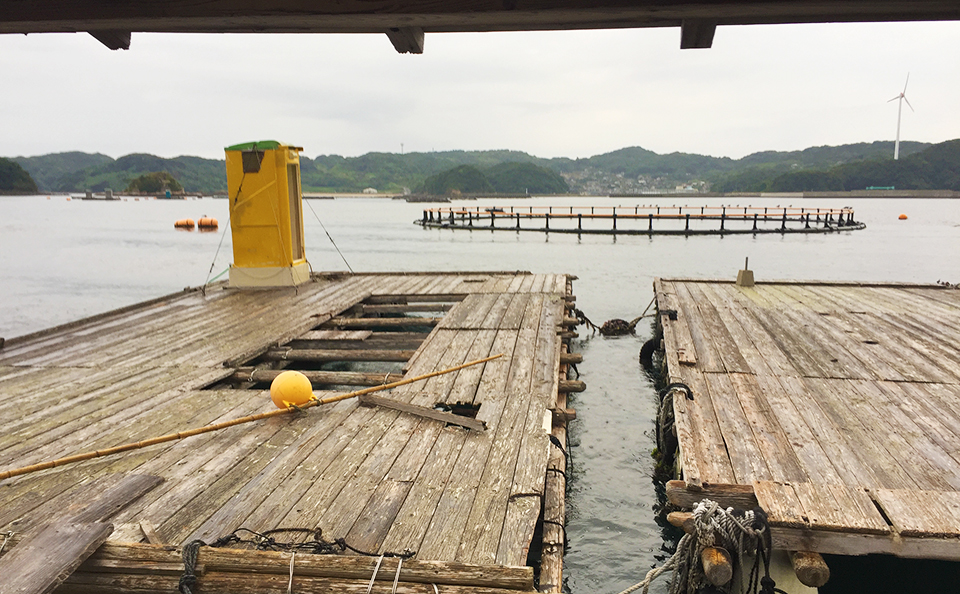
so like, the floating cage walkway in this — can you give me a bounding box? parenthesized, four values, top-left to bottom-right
(416, 205, 866, 235)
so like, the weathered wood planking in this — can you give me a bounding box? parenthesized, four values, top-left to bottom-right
(0, 270, 570, 593)
(656, 279, 960, 557)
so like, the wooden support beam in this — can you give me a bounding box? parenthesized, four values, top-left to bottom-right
(358, 393, 486, 431)
(364, 294, 466, 304)
(287, 337, 426, 351)
(361, 303, 453, 314)
(560, 317, 579, 327)
(701, 546, 733, 586)
(323, 317, 442, 329)
(558, 379, 586, 393)
(550, 407, 577, 424)
(231, 367, 402, 386)
(264, 348, 415, 362)
(386, 26, 425, 53)
(790, 551, 830, 588)
(679, 19, 717, 48)
(88, 29, 130, 49)
(67, 542, 534, 591)
(666, 480, 758, 509)
(559, 353, 582, 364)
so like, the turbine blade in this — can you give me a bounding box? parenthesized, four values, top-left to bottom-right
(904, 96, 914, 111)
(903, 73, 910, 93)
(888, 95, 901, 102)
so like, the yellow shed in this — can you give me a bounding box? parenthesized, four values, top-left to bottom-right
(224, 140, 309, 288)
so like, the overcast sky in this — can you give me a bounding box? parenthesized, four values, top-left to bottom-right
(2, 21, 959, 161)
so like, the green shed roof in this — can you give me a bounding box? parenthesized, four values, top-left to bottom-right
(224, 140, 283, 151)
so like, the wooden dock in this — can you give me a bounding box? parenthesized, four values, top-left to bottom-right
(0, 271, 579, 594)
(656, 279, 960, 561)
(417, 205, 865, 235)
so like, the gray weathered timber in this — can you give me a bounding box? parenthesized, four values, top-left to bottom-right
(656, 279, 960, 559)
(0, 272, 576, 592)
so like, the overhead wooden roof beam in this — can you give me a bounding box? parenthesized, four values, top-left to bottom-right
(680, 19, 717, 48)
(2, 1, 960, 50)
(88, 29, 130, 50)
(386, 26, 425, 53)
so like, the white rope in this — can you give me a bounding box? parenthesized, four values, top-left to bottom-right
(391, 557, 403, 594)
(366, 554, 385, 594)
(287, 551, 295, 594)
(0, 531, 13, 555)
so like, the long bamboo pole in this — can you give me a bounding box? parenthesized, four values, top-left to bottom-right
(0, 353, 503, 481)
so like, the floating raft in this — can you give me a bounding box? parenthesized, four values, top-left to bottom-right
(0, 271, 580, 594)
(655, 279, 960, 561)
(416, 205, 865, 235)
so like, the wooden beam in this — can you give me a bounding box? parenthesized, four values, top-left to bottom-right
(0, 522, 115, 594)
(88, 29, 130, 49)
(6, 1, 960, 38)
(790, 551, 830, 588)
(231, 367, 402, 386)
(264, 347, 416, 362)
(357, 393, 486, 431)
(385, 26, 425, 54)
(0, 474, 163, 594)
(323, 317, 442, 329)
(557, 379, 586, 393)
(680, 19, 716, 48)
(361, 303, 453, 314)
(69, 542, 535, 590)
(666, 479, 758, 509)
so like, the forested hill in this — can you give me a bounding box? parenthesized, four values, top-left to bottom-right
(9, 139, 945, 195)
(0, 157, 39, 194)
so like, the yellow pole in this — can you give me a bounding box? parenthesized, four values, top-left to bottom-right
(0, 353, 503, 481)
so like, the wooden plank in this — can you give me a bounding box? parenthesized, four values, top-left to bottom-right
(379, 426, 466, 555)
(358, 393, 486, 431)
(682, 282, 751, 373)
(0, 521, 114, 594)
(263, 348, 416, 362)
(182, 398, 359, 542)
(673, 282, 721, 371)
(771, 376, 882, 488)
(702, 373, 772, 483)
(842, 379, 957, 491)
(296, 330, 373, 341)
(751, 375, 841, 484)
(673, 367, 735, 484)
(232, 368, 403, 386)
(342, 479, 413, 554)
(801, 378, 917, 489)
(727, 372, 806, 483)
(753, 481, 809, 528)
(872, 489, 960, 537)
(323, 317, 442, 329)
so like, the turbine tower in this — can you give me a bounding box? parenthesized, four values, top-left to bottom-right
(888, 74, 914, 160)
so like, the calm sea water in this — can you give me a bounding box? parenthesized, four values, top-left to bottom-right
(2, 194, 959, 591)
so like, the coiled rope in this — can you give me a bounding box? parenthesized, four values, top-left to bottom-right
(613, 499, 785, 594)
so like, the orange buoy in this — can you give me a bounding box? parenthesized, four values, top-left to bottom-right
(898, 214, 908, 220)
(197, 216, 219, 230)
(174, 218, 196, 230)
(270, 371, 314, 409)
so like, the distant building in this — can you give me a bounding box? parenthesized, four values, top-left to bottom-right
(362, 187, 378, 194)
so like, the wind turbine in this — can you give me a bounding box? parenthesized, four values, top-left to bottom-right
(888, 74, 914, 160)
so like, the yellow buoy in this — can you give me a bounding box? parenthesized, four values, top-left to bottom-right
(270, 370, 314, 409)
(898, 214, 908, 220)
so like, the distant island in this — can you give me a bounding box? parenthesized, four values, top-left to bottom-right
(4, 139, 959, 196)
